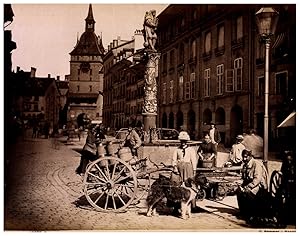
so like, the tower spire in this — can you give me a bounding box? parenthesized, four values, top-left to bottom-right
(85, 4, 95, 32)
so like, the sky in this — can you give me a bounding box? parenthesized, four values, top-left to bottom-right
(5, 2, 168, 78)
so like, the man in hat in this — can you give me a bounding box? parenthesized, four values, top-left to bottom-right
(172, 131, 200, 212)
(123, 123, 142, 157)
(208, 122, 221, 149)
(236, 149, 269, 221)
(225, 135, 246, 167)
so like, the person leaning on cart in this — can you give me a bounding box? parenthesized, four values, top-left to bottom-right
(171, 131, 201, 213)
(197, 133, 217, 167)
(236, 149, 270, 223)
(123, 123, 142, 157)
(75, 123, 98, 177)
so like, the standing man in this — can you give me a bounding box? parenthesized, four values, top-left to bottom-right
(123, 123, 142, 157)
(209, 122, 221, 150)
(172, 131, 200, 212)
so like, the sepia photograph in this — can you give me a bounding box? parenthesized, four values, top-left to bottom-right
(3, 1, 296, 232)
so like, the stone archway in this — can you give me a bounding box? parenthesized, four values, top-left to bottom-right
(215, 107, 225, 125)
(176, 110, 183, 130)
(77, 113, 85, 128)
(169, 112, 174, 129)
(162, 112, 167, 128)
(230, 105, 243, 144)
(187, 109, 196, 139)
(203, 108, 212, 125)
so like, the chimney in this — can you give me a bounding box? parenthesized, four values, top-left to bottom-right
(30, 67, 36, 78)
(48, 74, 51, 78)
(57, 76, 60, 80)
(113, 39, 117, 48)
(133, 29, 144, 53)
(17, 66, 20, 72)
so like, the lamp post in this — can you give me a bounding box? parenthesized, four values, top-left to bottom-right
(255, 7, 279, 171)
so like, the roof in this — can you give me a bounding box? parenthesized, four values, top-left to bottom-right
(70, 32, 105, 55)
(12, 75, 55, 96)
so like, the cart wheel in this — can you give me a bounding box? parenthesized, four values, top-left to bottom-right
(196, 188, 206, 201)
(270, 170, 284, 200)
(83, 157, 137, 213)
(214, 184, 227, 201)
(130, 159, 151, 204)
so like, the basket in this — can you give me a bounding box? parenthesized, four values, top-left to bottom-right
(200, 159, 214, 168)
(118, 147, 133, 162)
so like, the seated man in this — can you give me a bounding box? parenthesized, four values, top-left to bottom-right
(236, 149, 270, 222)
(225, 135, 245, 167)
(197, 133, 217, 167)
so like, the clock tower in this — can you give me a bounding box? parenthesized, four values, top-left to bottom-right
(68, 4, 105, 125)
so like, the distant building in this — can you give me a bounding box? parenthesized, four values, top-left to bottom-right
(11, 67, 61, 129)
(156, 4, 295, 147)
(67, 4, 105, 125)
(102, 30, 145, 129)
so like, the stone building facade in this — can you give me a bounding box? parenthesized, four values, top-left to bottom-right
(102, 30, 145, 129)
(156, 4, 295, 147)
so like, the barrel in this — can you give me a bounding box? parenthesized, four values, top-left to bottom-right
(107, 143, 117, 155)
(118, 147, 133, 162)
(200, 159, 214, 168)
(97, 143, 106, 157)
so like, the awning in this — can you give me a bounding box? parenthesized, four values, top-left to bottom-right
(277, 112, 296, 128)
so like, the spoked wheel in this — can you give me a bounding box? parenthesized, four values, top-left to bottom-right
(196, 188, 206, 201)
(130, 158, 151, 204)
(214, 184, 227, 201)
(83, 157, 137, 213)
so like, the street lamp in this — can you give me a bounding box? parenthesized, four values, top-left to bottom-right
(255, 7, 279, 171)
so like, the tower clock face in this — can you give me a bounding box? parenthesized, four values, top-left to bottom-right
(80, 62, 90, 73)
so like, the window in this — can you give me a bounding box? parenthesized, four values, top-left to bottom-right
(34, 96, 39, 101)
(162, 82, 167, 104)
(236, 16, 243, 39)
(216, 64, 224, 95)
(258, 76, 265, 96)
(77, 85, 80, 92)
(170, 50, 175, 68)
(204, 69, 210, 97)
(178, 76, 184, 101)
(234, 58, 243, 91)
(217, 25, 225, 48)
(190, 73, 196, 99)
(170, 80, 174, 103)
(34, 104, 38, 111)
(90, 77, 92, 81)
(89, 85, 92, 92)
(205, 32, 211, 53)
(179, 43, 184, 64)
(78, 77, 80, 81)
(185, 81, 190, 100)
(275, 71, 288, 96)
(191, 39, 196, 59)
(90, 69, 92, 75)
(78, 69, 80, 75)
(225, 69, 234, 92)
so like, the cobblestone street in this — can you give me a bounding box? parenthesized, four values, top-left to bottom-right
(4, 132, 290, 231)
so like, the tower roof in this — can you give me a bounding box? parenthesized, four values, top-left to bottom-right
(70, 4, 105, 56)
